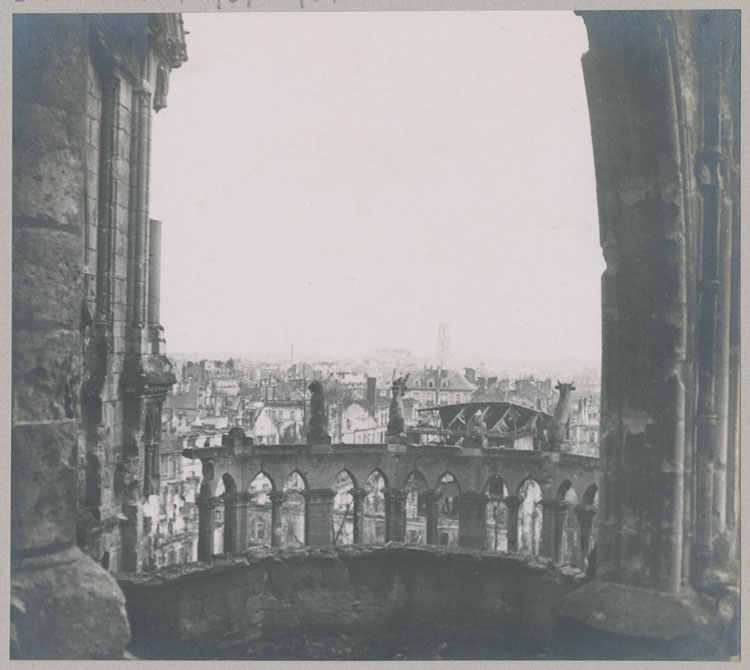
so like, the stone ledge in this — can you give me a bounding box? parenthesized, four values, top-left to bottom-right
(116, 543, 587, 587)
(12, 547, 131, 659)
(182, 445, 229, 460)
(558, 580, 723, 642)
(118, 540, 587, 660)
(558, 452, 599, 465)
(11, 420, 79, 553)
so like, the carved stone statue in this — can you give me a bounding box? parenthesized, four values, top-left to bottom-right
(467, 409, 487, 441)
(201, 458, 215, 484)
(547, 380, 576, 450)
(307, 380, 330, 444)
(387, 374, 409, 436)
(196, 457, 215, 500)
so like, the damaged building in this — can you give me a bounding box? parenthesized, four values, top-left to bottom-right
(415, 401, 551, 449)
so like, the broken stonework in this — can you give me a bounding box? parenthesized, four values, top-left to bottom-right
(12, 547, 130, 659)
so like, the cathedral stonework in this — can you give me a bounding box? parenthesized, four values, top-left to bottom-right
(12, 13, 186, 658)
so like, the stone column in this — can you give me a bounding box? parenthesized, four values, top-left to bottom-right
(557, 12, 740, 655)
(383, 488, 407, 543)
(304, 488, 336, 546)
(221, 495, 235, 554)
(423, 490, 443, 545)
(223, 492, 251, 554)
(572, 10, 740, 596)
(269, 491, 286, 548)
(130, 85, 152, 327)
(576, 504, 598, 572)
(540, 500, 569, 563)
(456, 492, 489, 550)
(504, 496, 521, 553)
(350, 488, 368, 544)
(147, 218, 162, 325)
(197, 496, 220, 561)
(119, 481, 143, 573)
(10, 16, 135, 658)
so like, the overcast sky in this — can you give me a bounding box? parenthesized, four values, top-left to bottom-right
(150, 10, 603, 364)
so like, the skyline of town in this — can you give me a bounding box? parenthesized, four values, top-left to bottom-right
(165, 346, 601, 372)
(163, 319, 602, 376)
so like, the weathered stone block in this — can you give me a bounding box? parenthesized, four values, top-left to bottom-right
(116, 154, 132, 185)
(13, 226, 84, 330)
(12, 328, 81, 423)
(119, 547, 588, 659)
(85, 143, 100, 174)
(559, 580, 729, 659)
(318, 558, 350, 588)
(11, 420, 79, 554)
(13, 15, 88, 113)
(12, 546, 130, 659)
(13, 102, 86, 227)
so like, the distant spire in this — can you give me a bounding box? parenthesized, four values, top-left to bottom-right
(437, 322, 451, 368)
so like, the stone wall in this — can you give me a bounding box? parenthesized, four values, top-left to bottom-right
(13, 13, 187, 578)
(118, 545, 584, 659)
(12, 15, 131, 658)
(559, 11, 740, 656)
(12, 13, 187, 658)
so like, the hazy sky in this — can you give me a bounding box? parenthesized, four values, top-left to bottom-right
(150, 11, 603, 364)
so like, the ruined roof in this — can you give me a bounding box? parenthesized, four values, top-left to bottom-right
(194, 415, 229, 431)
(423, 401, 551, 436)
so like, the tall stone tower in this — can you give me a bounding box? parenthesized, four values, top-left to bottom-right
(437, 322, 451, 368)
(12, 13, 187, 658)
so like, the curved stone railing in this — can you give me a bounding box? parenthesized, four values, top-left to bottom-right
(118, 544, 588, 660)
